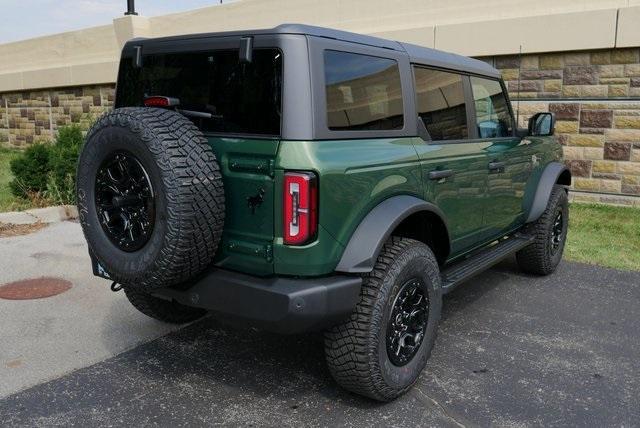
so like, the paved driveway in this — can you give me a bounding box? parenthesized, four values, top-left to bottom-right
(1, 223, 639, 426)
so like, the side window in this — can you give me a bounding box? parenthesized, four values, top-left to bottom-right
(470, 76, 513, 138)
(413, 67, 468, 141)
(324, 50, 403, 131)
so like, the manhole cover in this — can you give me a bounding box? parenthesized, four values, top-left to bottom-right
(0, 277, 72, 300)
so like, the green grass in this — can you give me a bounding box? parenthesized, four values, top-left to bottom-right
(0, 147, 37, 212)
(0, 148, 23, 212)
(566, 203, 640, 271)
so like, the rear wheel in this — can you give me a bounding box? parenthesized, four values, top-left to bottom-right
(324, 237, 442, 401)
(516, 185, 569, 275)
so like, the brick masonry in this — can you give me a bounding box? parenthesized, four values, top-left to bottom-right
(482, 48, 640, 100)
(0, 85, 114, 148)
(515, 101, 640, 198)
(1, 47, 639, 203)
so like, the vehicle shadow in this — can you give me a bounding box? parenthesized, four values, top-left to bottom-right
(440, 255, 525, 319)
(98, 257, 526, 411)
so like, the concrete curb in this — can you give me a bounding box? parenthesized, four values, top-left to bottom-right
(0, 205, 78, 225)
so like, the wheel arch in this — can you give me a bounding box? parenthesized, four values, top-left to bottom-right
(335, 195, 451, 273)
(525, 161, 572, 224)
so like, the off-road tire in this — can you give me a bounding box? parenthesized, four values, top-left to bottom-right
(77, 107, 225, 291)
(324, 237, 442, 402)
(124, 287, 206, 324)
(516, 185, 569, 275)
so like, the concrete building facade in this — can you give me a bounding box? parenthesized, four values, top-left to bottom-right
(1, 0, 640, 204)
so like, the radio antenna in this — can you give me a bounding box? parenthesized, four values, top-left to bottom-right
(516, 44, 522, 128)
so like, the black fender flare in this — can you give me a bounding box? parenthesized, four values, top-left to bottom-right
(335, 195, 450, 273)
(525, 162, 571, 223)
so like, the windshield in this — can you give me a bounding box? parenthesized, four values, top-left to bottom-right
(116, 48, 283, 136)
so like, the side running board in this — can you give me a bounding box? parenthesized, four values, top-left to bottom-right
(440, 234, 535, 293)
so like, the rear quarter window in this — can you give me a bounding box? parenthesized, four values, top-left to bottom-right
(324, 50, 403, 131)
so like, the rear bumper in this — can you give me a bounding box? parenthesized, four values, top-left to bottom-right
(151, 268, 362, 334)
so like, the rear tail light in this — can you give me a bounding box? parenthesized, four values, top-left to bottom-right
(283, 172, 318, 245)
(144, 96, 180, 107)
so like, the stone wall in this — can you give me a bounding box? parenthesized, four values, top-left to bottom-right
(0, 85, 115, 148)
(484, 48, 640, 99)
(481, 48, 640, 203)
(517, 101, 640, 196)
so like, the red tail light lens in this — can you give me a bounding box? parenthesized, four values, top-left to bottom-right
(143, 96, 179, 107)
(283, 172, 318, 245)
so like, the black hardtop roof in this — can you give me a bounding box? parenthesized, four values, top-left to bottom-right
(131, 23, 500, 78)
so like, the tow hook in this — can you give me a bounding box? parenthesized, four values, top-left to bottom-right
(110, 282, 123, 292)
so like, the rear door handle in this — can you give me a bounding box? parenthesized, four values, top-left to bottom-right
(488, 161, 506, 172)
(428, 169, 454, 180)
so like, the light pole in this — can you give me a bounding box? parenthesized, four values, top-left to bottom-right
(125, 0, 137, 16)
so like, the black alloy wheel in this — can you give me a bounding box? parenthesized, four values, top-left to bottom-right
(94, 151, 155, 252)
(550, 211, 564, 255)
(386, 278, 430, 366)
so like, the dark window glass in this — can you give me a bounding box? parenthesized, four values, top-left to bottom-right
(116, 49, 282, 136)
(470, 76, 513, 138)
(413, 67, 468, 140)
(324, 50, 403, 131)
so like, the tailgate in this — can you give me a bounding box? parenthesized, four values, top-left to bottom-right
(209, 137, 279, 276)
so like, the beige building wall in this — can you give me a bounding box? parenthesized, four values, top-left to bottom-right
(1, 0, 640, 204)
(1, 0, 640, 92)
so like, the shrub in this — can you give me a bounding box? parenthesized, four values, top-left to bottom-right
(9, 143, 51, 198)
(9, 124, 85, 205)
(47, 125, 84, 204)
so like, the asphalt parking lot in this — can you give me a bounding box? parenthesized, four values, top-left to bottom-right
(1, 222, 639, 427)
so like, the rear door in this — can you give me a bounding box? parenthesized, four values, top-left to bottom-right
(469, 76, 529, 237)
(116, 36, 284, 276)
(411, 66, 490, 256)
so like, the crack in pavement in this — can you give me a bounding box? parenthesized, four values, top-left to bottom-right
(414, 386, 467, 428)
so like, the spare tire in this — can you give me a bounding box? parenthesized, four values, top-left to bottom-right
(77, 107, 225, 291)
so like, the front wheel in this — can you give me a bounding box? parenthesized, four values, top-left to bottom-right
(324, 237, 442, 401)
(517, 185, 569, 275)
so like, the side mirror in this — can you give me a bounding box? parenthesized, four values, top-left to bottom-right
(528, 112, 555, 136)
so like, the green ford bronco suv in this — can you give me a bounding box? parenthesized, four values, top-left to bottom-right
(77, 24, 571, 401)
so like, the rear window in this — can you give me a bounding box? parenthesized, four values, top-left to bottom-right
(116, 48, 283, 136)
(324, 50, 403, 131)
(413, 67, 468, 141)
